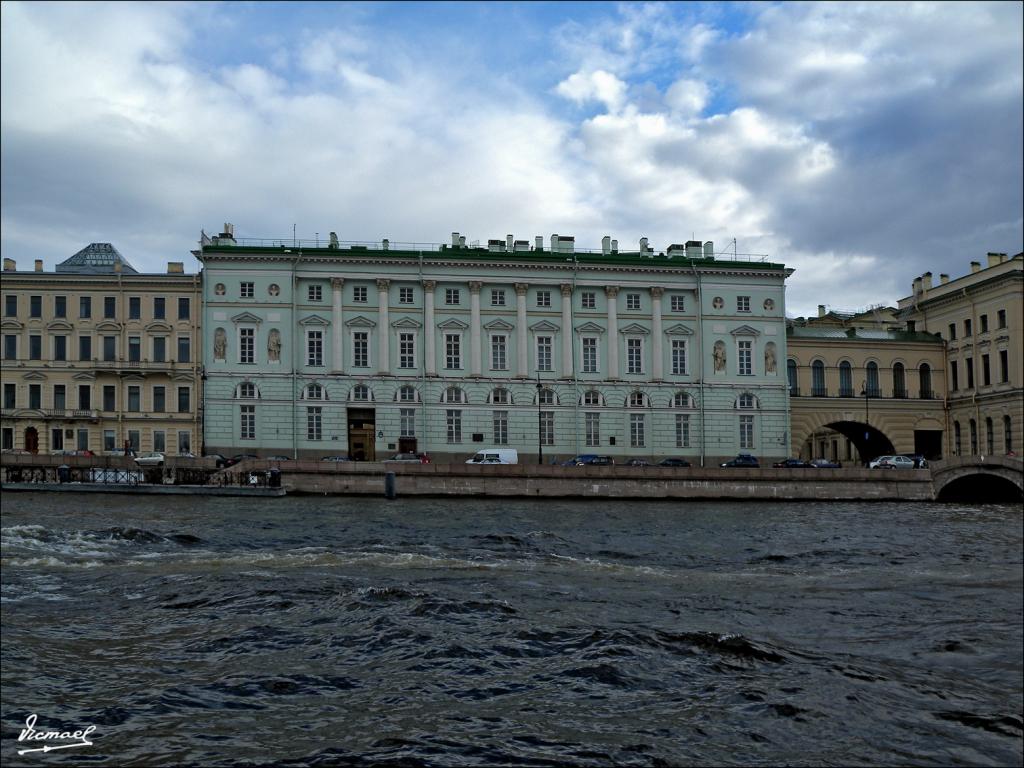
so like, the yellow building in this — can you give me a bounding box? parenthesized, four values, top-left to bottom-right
(897, 253, 1023, 458)
(1, 244, 202, 455)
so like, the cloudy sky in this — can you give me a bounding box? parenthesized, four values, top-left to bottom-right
(2, 1, 1021, 317)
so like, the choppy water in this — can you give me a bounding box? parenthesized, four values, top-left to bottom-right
(1, 493, 1021, 766)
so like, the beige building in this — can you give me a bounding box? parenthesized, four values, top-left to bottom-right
(1, 244, 202, 455)
(897, 253, 1023, 458)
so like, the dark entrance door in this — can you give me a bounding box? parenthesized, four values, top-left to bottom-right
(347, 408, 376, 461)
(24, 427, 39, 454)
(914, 429, 943, 461)
(398, 437, 418, 454)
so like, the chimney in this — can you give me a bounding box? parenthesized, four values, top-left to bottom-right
(970, 261, 981, 273)
(639, 237, 648, 253)
(535, 236, 543, 250)
(922, 272, 933, 290)
(451, 232, 460, 248)
(506, 234, 513, 252)
(601, 236, 611, 255)
(913, 277, 922, 295)
(818, 304, 826, 318)
(459, 235, 466, 247)
(940, 274, 949, 285)
(34, 259, 43, 272)
(167, 262, 184, 274)
(611, 239, 618, 253)
(986, 252, 1003, 267)
(3, 258, 15, 271)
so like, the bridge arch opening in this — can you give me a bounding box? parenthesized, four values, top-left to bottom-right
(817, 421, 895, 464)
(937, 474, 1023, 503)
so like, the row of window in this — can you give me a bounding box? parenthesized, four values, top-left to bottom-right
(3, 383, 192, 413)
(952, 416, 1014, 455)
(3, 334, 191, 363)
(789, 361, 935, 399)
(946, 310, 1008, 340)
(4, 294, 191, 321)
(0, 427, 193, 454)
(949, 352, 1011, 391)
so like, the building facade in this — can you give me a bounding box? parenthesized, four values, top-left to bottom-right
(897, 253, 1023, 458)
(197, 229, 792, 464)
(1, 245, 203, 456)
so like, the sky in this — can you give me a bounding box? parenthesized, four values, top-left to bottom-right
(1, 1, 1021, 318)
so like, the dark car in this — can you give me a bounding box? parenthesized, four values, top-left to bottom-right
(720, 454, 759, 468)
(810, 458, 841, 469)
(265, 455, 292, 461)
(321, 455, 350, 462)
(625, 458, 651, 467)
(773, 458, 813, 468)
(225, 453, 260, 468)
(563, 454, 615, 466)
(658, 458, 692, 468)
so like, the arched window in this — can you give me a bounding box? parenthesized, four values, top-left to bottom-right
(811, 360, 826, 396)
(954, 421, 962, 455)
(237, 382, 258, 399)
(581, 390, 603, 407)
(969, 419, 978, 454)
(839, 361, 853, 397)
(893, 363, 906, 399)
(490, 388, 510, 405)
(737, 393, 757, 409)
(396, 385, 419, 403)
(919, 363, 933, 399)
(866, 362, 879, 397)
(673, 392, 693, 409)
(787, 359, 798, 395)
(443, 386, 466, 404)
(1004, 415, 1013, 453)
(350, 384, 372, 402)
(305, 383, 324, 400)
(985, 417, 994, 454)
(627, 391, 648, 408)
(536, 388, 556, 406)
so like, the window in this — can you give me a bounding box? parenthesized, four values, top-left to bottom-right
(30, 295, 42, 318)
(152, 386, 165, 412)
(893, 363, 906, 398)
(948, 323, 956, 341)
(737, 296, 751, 312)
(675, 414, 691, 448)
(670, 295, 685, 312)
(1005, 415, 1013, 453)
(954, 421, 962, 455)
(491, 289, 506, 307)
(104, 430, 116, 452)
(129, 297, 141, 319)
(540, 411, 554, 446)
(104, 296, 116, 319)
(839, 361, 853, 397)
(51, 429, 64, 452)
(400, 408, 416, 438)
(154, 297, 165, 319)
(919, 364, 933, 399)
(353, 285, 367, 302)
(399, 287, 414, 304)
(4, 295, 17, 316)
(627, 391, 646, 408)
(128, 336, 141, 362)
(950, 360, 959, 391)
(103, 336, 116, 362)
(673, 392, 693, 408)
(79, 335, 92, 361)
(585, 412, 600, 447)
(964, 318, 972, 337)
(152, 337, 166, 363)
(3, 383, 14, 409)
(490, 335, 507, 370)
(177, 387, 190, 413)
(982, 354, 991, 387)
(627, 338, 643, 374)
(398, 385, 419, 403)
(3, 335, 15, 360)
(966, 357, 974, 389)
(240, 328, 255, 364)
(239, 382, 256, 399)
(240, 282, 254, 299)
(443, 387, 466, 404)
(178, 297, 190, 320)
(128, 386, 141, 412)
(493, 411, 508, 444)
(54, 335, 66, 362)
(177, 337, 190, 363)
(581, 291, 596, 309)
(353, 332, 369, 367)
(240, 405, 256, 440)
(307, 407, 322, 440)
(53, 385, 65, 411)
(153, 431, 166, 453)
(445, 333, 461, 369)
(101, 385, 116, 412)
(305, 384, 323, 400)
(29, 335, 41, 360)
(307, 330, 323, 367)
(739, 415, 754, 449)
(536, 290, 551, 308)
(986, 417, 994, 454)
(980, 314, 988, 334)
(537, 388, 555, 406)
(738, 340, 752, 376)
(630, 414, 645, 447)
(786, 359, 798, 394)
(76, 429, 89, 451)
(127, 430, 140, 452)
(79, 296, 91, 318)
(997, 309, 1007, 329)
(536, 336, 552, 372)
(671, 339, 687, 376)
(399, 333, 415, 369)
(583, 390, 602, 407)
(54, 296, 66, 318)
(1000, 350, 1009, 383)
(1, 427, 12, 450)
(178, 431, 192, 454)
(626, 293, 640, 311)
(969, 419, 978, 454)
(446, 410, 462, 443)
(351, 385, 371, 402)
(866, 362, 880, 396)
(445, 288, 460, 305)
(738, 393, 756, 409)
(582, 337, 598, 373)
(308, 285, 323, 302)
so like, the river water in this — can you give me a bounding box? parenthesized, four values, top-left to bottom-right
(1, 493, 1021, 766)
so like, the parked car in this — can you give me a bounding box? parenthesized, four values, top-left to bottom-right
(773, 458, 813, 468)
(321, 455, 350, 462)
(204, 453, 229, 468)
(133, 452, 165, 467)
(57, 449, 94, 457)
(466, 448, 519, 465)
(563, 454, 615, 466)
(658, 458, 692, 468)
(720, 454, 759, 468)
(810, 458, 842, 469)
(265, 455, 292, 461)
(384, 453, 428, 463)
(625, 458, 652, 467)
(870, 455, 915, 470)
(225, 453, 260, 467)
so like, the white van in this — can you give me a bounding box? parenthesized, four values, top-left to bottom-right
(466, 448, 519, 465)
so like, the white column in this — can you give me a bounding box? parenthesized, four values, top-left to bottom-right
(377, 279, 390, 375)
(651, 286, 664, 381)
(469, 281, 482, 377)
(515, 282, 529, 378)
(560, 283, 573, 378)
(606, 286, 619, 379)
(423, 280, 436, 376)
(331, 278, 344, 373)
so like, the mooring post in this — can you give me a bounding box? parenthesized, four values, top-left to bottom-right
(384, 471, 397, 500)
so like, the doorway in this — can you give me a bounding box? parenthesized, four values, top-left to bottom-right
(347, 408, 376, 461)
(24, 426, 39, 454)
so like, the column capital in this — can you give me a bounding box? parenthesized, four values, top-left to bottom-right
(468, 281, 483, 293)
(605, 286, 619, 298)
(515, 283, 529, 296)
(422, 280, 437, 291)
(560, 283, 573, 297)
(650, 286, 664, 299)
(376, 279, 391, 291)
(331, 277, 345, 289)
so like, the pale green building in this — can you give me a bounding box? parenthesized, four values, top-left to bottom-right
(197, 227, 792, 464)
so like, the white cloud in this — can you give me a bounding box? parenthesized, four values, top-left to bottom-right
(556, 70, 627, 112)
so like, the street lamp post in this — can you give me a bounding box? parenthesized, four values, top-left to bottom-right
(860, 380, 870, 464)
(536, 374, 543, 465)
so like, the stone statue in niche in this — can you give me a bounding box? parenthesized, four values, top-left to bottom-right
(213, 328, 227, 361)
(764, 342, 777, 374)
(268, 328, 281, 362)
(713, 341, 726, 372)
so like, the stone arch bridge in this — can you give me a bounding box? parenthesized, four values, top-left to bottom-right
(929, 456, 1023, 502)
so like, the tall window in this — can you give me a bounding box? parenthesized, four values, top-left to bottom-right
(627, 338, 643, 374)
(128, 336, 141, 362)
(490, 334, 507, 370)
(446, 410, 462, 443)
(307, 330, 323, 367)
(177, 337, 190, 363)
(739, 415, 754, 449)
(239, 328, 255, 364)
(29, 335, 41, 360)
(307, 407, 322, 440)
(892, 363, 906, 398)
(53, 385, 65, 411)
(29, 384, 41, 410)
(54, 296, 66, 318)
(152, 386, 165, 412)
(737, 340, 752, 376)
(630, 414, 645, 447)
(445, 333, 461, 369)
(536, 336, 552, 372)
(493, 411, 508, 444)
(399, 333, 415, 369)
(811, 360, 826, 396)
(997, 309, 1007, 329)
(969, 419, 978, 454)
(103, 336, 117, 362)
(152, 337, 166, 363)
(950, 360, 959, 391)
(964, 318, 972, 337)
(154, 297, 166, 319)
(585, 413, 600, 446)
(999, 350, 1009, 383)
(3, 383, 14, 409)
(79, 335, 92, 361)
(79, 296, 91, 318)
(3, 295, 16, 316)
(675, 414, 690, 448)
(980, 314, 988, 334)
(177, 431, 191, 454)
(948, 323, 956, 340)
(982, 354, 991, 386)
(671, 339, 687, 376)
(400, 409, 416, 438)
(104, 296, 116, 319)
(866, 362, 880, 397)
(178, 297, 190, 320)
(103, 385, 116, 412)
(1004, 415, 1013, 453)
(240, 406, 255, 440)
(51, 429, 64, 451)
(582, 337, 598, 373)
(954, 421, 962, 455)
(540, 411, 554, 446)
(127, 386, 140, 412)
(353, 331, 369, 367)
(30, 296, 42, 318)
(966, 357, 974, 389)
(919, 364, 932, 399)
(986, 417, 994, 455)
(3, 334, 15, 360)
(153, 431, 166, 452)
(177, 387, 190, 413)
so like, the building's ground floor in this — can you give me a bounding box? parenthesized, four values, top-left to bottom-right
(1, 414, 200, 456)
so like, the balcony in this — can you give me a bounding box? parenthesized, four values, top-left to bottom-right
(71, 409, 99, 420)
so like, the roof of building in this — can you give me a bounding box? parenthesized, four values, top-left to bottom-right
(787, 326, 942, 343)
(56, 243, 138, 274)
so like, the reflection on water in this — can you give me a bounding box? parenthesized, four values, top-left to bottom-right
(2, 494, 1021, 766)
